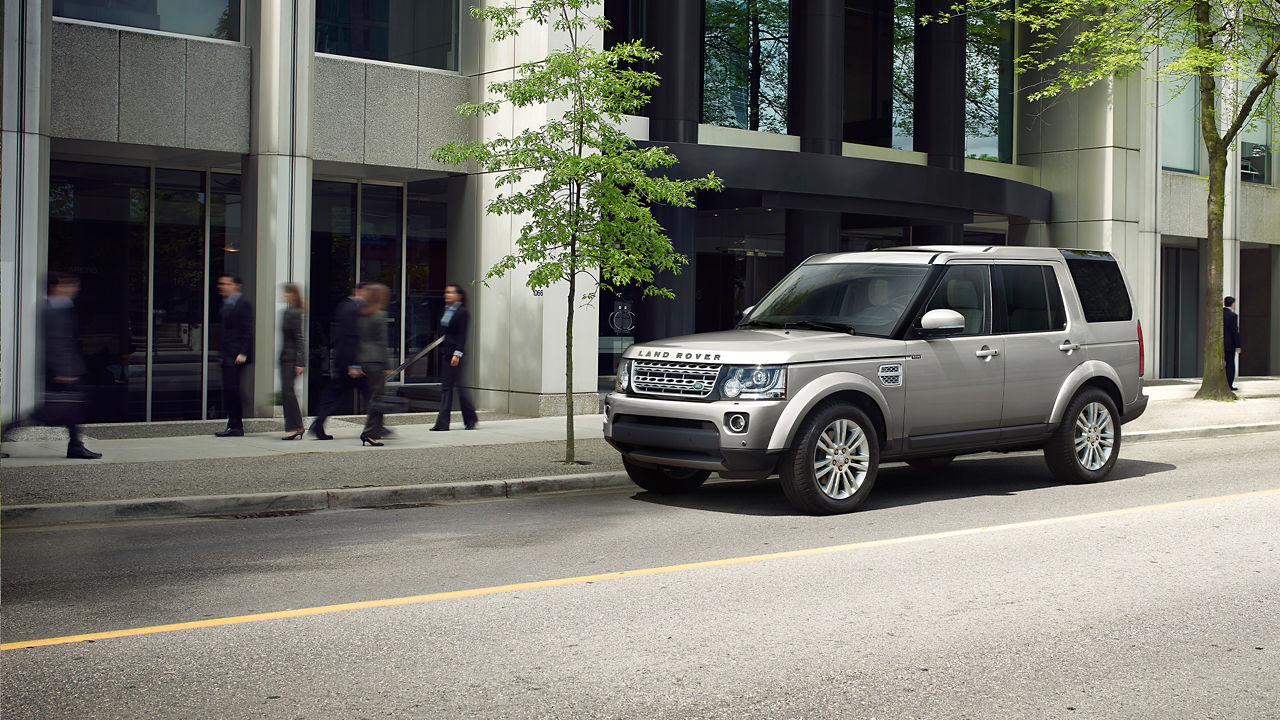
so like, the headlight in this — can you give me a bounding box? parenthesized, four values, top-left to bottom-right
(720, 365, 786, 399)
(616, 359, 631, 392)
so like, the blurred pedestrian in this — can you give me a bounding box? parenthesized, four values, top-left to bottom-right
(309, 284, 366, 440)
(357, 283, 394, 446)
(280, 283, 307, 440)
(1, 272, 101, 459)
(215, 274, 253, 437)
(1224, 296, 1241, 391)
(430, 283, 477, 431)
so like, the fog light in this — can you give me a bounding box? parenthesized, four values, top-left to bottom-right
(726, 412, 749, 433)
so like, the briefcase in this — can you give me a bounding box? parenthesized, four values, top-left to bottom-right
(38, 389, 86, 426)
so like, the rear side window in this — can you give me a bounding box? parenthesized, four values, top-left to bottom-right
(1062, 251, 1132, 322)
(999, 265, 1066, 333)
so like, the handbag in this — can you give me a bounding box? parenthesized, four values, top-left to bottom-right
(370, 336, 444, 414)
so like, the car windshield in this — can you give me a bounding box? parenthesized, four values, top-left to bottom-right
(740, 263, 930, 338)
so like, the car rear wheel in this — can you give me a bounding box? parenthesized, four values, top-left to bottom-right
(1044, 387, 1121, 483)
(779, 402, 880, 515)
(623, 458, 711, 494)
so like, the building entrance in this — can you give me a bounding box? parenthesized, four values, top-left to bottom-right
(48, 160, 243, 423)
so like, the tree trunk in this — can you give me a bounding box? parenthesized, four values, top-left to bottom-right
(1194, 149, 1233, 400)
(566, 268, 576, 464)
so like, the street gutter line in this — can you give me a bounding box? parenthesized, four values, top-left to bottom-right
(5, 487, 1279, 651)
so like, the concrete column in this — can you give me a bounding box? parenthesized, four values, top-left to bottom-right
(243, 0, 314, 418)
(1, 0, 51, 423)
(784, 0, 843, 266)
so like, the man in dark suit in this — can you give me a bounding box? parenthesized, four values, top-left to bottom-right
(430, 284, 478, 431)
(215, 274, 254, 437)
(2, 272, 101, 459)
(308, 285, 367, 439)
(1224, 296, 1241, 391)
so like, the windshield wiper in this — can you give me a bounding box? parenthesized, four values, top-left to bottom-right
(738, 319, 784, 328)
(784, 320, 857, 335)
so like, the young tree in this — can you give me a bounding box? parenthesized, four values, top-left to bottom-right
(432, 0, 722, 463)
(926, 0, 1279, 400)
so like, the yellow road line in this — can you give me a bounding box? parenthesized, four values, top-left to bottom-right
(5, 487, 1278, 651)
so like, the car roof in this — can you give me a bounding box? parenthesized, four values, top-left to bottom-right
(806, 246, 1103, 265)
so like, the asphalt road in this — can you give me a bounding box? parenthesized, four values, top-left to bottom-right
(3, 432, 1278, 719)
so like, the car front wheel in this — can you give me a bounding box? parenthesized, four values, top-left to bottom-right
(779, 402, 880, 515)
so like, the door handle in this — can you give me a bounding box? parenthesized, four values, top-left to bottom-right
(1058, 340, 1081, 353)
(975, 346, 1000, 358)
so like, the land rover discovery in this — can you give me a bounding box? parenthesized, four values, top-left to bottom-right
(603, 246, 1148, 514)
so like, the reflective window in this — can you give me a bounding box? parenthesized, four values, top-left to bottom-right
(309, 180, 358, 408)
(703, 0, 790, 134)
(316, 0, 460, 71)
(405, 179, 450, 384)
(1160, 41, 1200, 173)
(360, 184, 404, 364)
(54, 0, 240, 41)
(208, 173, 243, 418)
(48, 161, 150, 423)
(843, 0, 897, 148)
(1240, 23, 1275, 185)
(965, 9, 1012, 162)
(152, 169, 206, 421)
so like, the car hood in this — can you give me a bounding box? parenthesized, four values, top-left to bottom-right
(622, 328, 905, 365)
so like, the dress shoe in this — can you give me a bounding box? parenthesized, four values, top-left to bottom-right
(464, 423, 477, 430)
(429, 425, 448, 432)
(360, 434, 384, 447)
(309, 424, 333, 440)
(67, 446, 102, 460)
(215, 428, 244, 437)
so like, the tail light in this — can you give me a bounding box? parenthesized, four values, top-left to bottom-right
(1137, 320, 1145, 376)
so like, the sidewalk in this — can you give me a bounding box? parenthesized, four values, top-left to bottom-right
(3, 378, 1278, 527)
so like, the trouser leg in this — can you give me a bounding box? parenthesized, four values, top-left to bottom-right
(1226, 351, 1237, 386)
(363, 364, 385, 436)
(281, 362, 303, 430)
(435, 364, 457, 428)
(222, 363, 243, 429)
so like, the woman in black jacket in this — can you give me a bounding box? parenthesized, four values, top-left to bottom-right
(280, 283, 306, 440)
(430, 284, 478, 431)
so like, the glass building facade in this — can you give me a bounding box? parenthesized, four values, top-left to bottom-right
(703, 0, 791, 134)
(316, 0, 460, 71)
(54, 0, 241, 40)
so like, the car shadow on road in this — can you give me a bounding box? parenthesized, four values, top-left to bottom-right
(631, 454, 1177, 517)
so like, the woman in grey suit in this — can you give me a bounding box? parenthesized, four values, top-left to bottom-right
(357, 283, 393, 446)
(280, 283, 307, 440)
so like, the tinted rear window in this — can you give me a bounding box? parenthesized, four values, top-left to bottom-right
(1062, 251, 1132, 322)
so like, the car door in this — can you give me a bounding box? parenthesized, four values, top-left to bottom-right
(996, 263, 1082, 430)
(903, 264, 1004, 443)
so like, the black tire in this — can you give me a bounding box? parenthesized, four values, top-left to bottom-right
(623, 458, 711, 494)
(1044, 387, 1121, 484)
(905, 455, 955, 472)
(779, 402, 880, 515)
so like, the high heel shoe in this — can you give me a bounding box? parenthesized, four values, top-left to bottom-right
(360, 434, 383, 447)
(281, 429, 304, 441)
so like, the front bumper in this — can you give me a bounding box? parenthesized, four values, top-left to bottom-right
(602, 392, 785, 477)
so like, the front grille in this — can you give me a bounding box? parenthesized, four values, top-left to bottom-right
(632, 360, 721, 398)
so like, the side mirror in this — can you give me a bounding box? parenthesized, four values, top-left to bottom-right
(917, 308, 965, 339)
(737, 305, 755, 321)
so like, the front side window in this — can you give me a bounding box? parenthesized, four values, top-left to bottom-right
(923, 265, 991, 336)
(703, 0, 790, 134)
(54, 0, 240, 41)
(743, 263, 930, 337)
(316, 0, 459, 71)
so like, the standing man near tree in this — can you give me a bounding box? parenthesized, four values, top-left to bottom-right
(215, 275, 253, 437)
(1223, 296, 1241, 391)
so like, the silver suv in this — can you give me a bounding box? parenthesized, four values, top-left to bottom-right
(604, 246, 1148, 514)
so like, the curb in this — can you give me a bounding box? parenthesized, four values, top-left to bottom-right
(1, 472, 633, 528)
(5, 422, 1279, 529)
